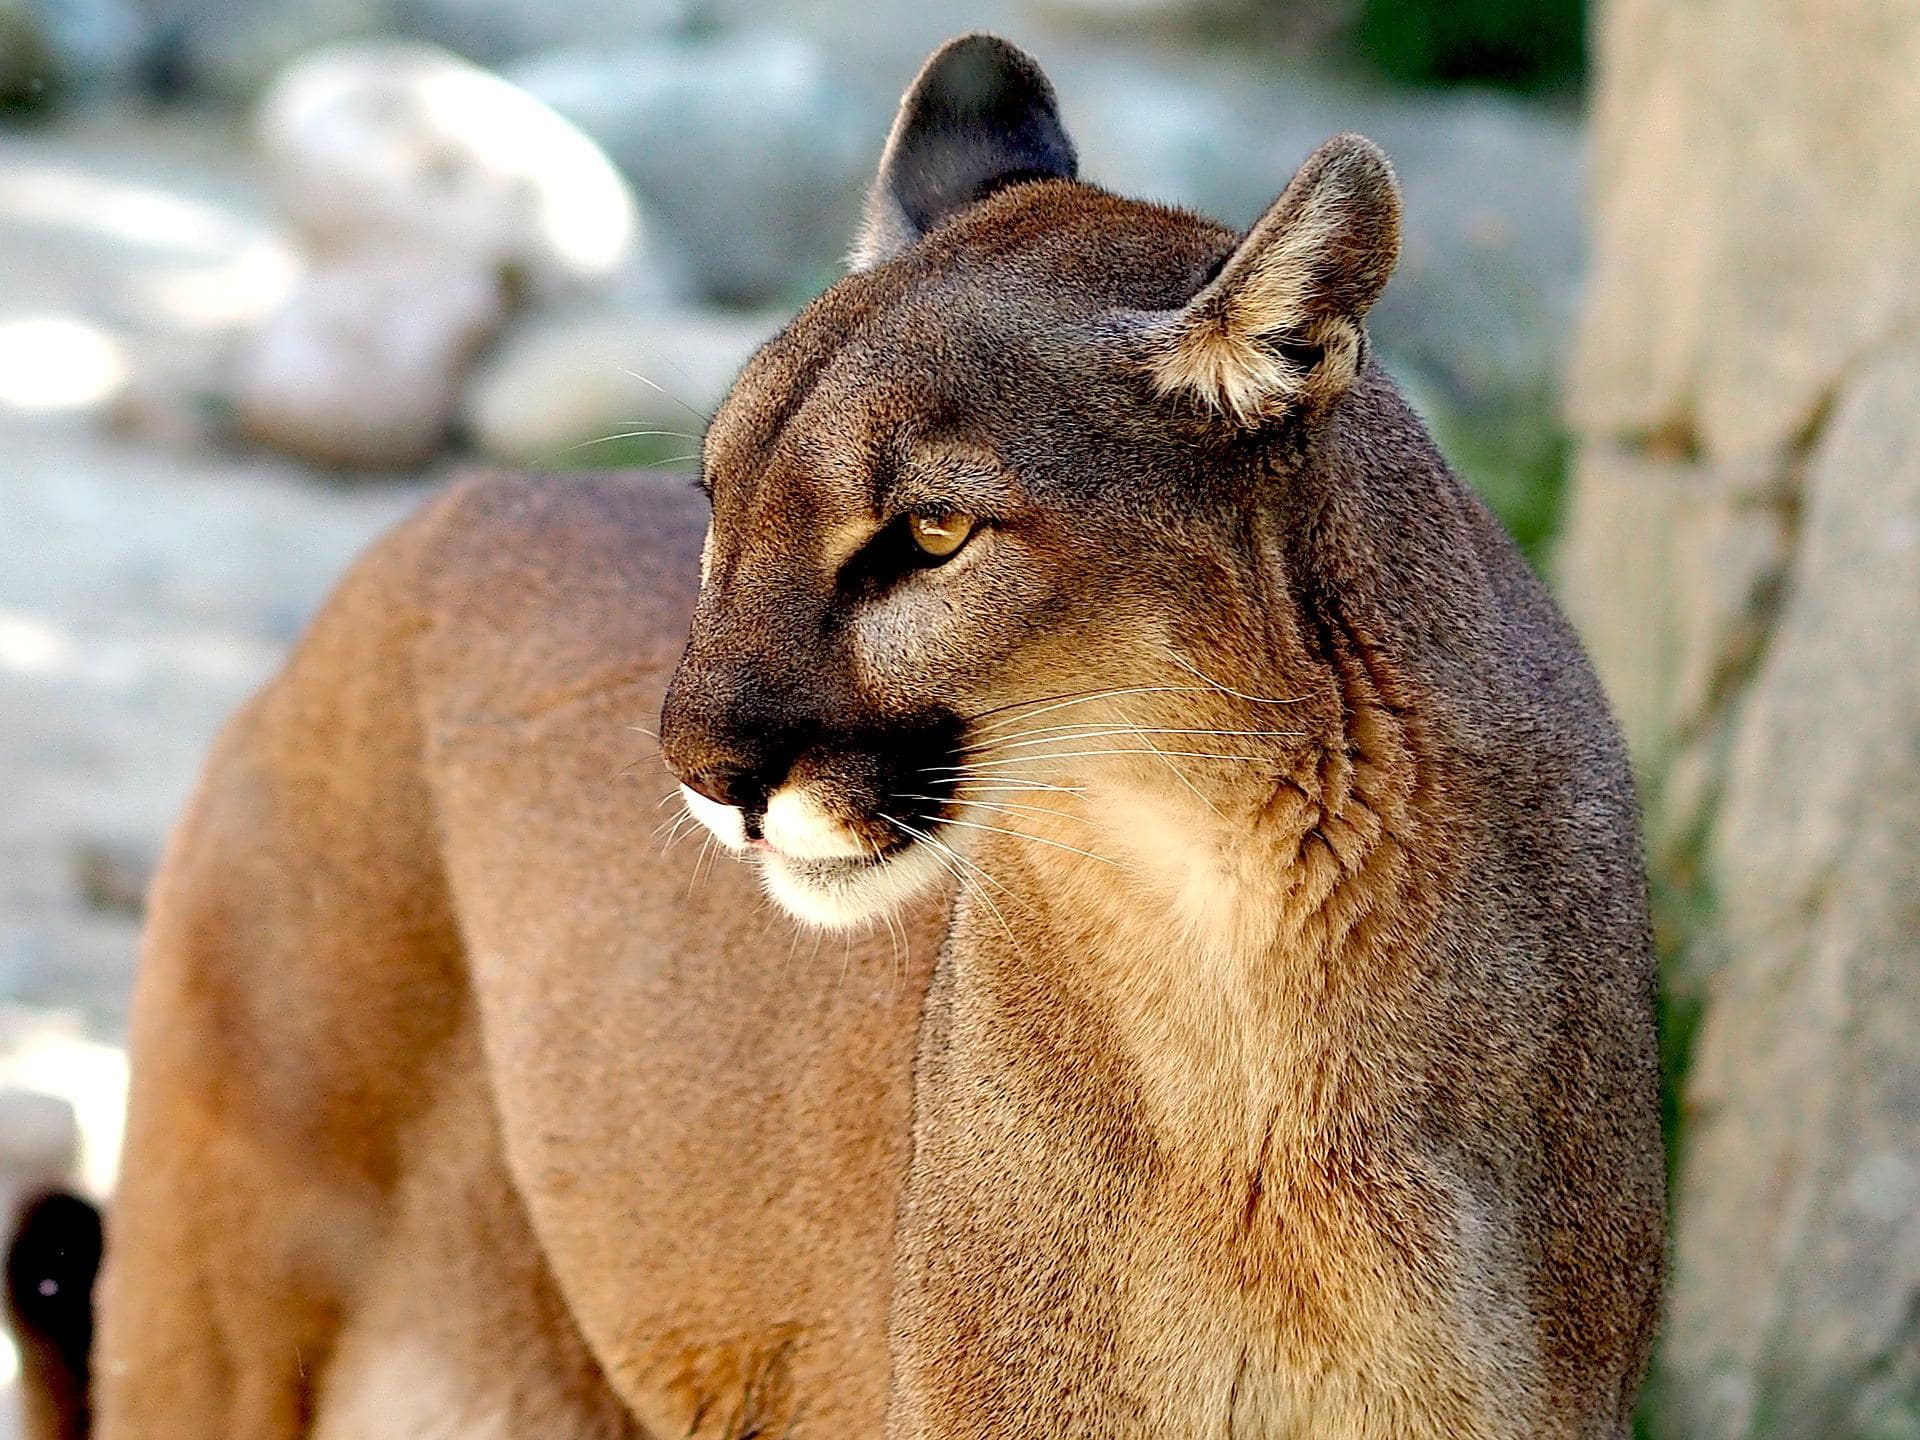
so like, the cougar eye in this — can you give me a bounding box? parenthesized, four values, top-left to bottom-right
(907, 512, 975, 560)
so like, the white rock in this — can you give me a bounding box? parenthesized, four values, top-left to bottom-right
(237, 249, 504, 470)
(510, 33, 869, 305)
(0, 1088, 79, 1183)
(460, 305, 781, 465)
(256, 42, 639, 296)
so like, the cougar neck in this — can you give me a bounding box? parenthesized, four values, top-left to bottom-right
(945, 599, 1455, 1158)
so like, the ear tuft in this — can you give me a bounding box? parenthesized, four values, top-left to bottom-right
(1151, 133, 1401, 426)
(852, 34, 1077, 270)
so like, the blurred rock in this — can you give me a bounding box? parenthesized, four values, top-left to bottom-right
(1073, 62, 1582, 418)
(392, 0, 690, 68)
(1569, 0, 1920, 465)
(461, 304, 778, 464)
(257, 42, 639, 296)
(236, 249, 503, 469)
(0, 1088, 79, 1186)
(143, 0, 393, 100)
(1021, 0, 1263, 27)
(1366, 96, 1582, 413)
(1071, 67, 1286, 218)
(511, 32, 871, 306)
(1560, 1, 1920, 1435)
(1658, 344, 1920, 1440)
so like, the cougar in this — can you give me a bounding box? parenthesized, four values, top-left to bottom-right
(12, 33, 1665, 1440)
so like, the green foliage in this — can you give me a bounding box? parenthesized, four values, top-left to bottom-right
(1411, 380, 1569, 569)
(0, 10, 58, 113)
(1354, 0, 1586, 94)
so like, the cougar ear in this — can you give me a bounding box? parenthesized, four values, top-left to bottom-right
(852, 34, 1077, 270)
(1149, 133, 1400, 425)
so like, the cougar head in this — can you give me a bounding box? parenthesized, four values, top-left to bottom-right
(660, 34, 1401, 929)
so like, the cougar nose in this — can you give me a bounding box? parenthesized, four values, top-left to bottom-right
(658, 654, 799, 816)
(679, 764, 764, 813)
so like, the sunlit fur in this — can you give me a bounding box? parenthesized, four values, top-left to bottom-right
(680, 783, 950, 929)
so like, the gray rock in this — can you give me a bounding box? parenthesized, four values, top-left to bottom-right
(143, 0, 394, 101)
(235, 248, 505, 469)
(511, 32, 872, 306)
(256, 42, 640, 296)
(1558, 5, 1920, 1435)
(1656, 342, 1920, 1440)
(460, 303, 779, 465)
(1569, 0, 1920, 466)
(1556, 442, 1787, 782)
(0, 1087, 79, 1185)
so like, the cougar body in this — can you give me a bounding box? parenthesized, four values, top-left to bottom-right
(38, 34, 1663, 1440)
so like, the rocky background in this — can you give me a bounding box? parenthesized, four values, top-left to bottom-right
(1559, 0, 1920, 1436)
(0, 0, 1912, 1434)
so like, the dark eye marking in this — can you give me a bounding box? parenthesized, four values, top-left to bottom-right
(836, 511, 979, 600)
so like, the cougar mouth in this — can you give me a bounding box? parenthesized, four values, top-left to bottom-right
(677, 782, 952, 929)
(758, 837, 949, 929)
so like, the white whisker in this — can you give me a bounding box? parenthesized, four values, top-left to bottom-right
(618, 367, 714, 424)
(684, 834, 717, 898)
(1165, 651, 1310, 707)
(562, 428, 701, 456)
(930, 748, 1274, 772)
(885, 815, 1020, 944)
(968, 680, 1307, 737)
(965, 724, 1303, 755)
(923, 815, 1130, 870)
(895, 792, 1091, 827)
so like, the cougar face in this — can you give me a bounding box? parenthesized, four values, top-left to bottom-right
(661, 37, 1400, 929)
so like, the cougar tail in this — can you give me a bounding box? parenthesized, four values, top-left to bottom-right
(6, 1191, 102, 1440)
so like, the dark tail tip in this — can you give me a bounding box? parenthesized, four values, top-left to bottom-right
(6, 1190, 102, 1440)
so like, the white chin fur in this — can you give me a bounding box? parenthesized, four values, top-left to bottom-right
(760, 842, 948, 929)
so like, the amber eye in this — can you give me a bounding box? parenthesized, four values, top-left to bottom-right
(906, 512, 975, 560)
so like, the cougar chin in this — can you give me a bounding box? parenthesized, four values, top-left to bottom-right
(759, 843, 948, 929)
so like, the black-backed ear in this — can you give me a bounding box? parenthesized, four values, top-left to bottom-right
(1147, 133, 1400, 425)
(852, 34, 1077, 270)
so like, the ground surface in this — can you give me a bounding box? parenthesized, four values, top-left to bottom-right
(0, 111, 437, 1430)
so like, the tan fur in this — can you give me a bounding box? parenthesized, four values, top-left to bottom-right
(88, 474, 940, 1440)
(1150, 134, 1395, 422)
(75, 37, 1661, 1440)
